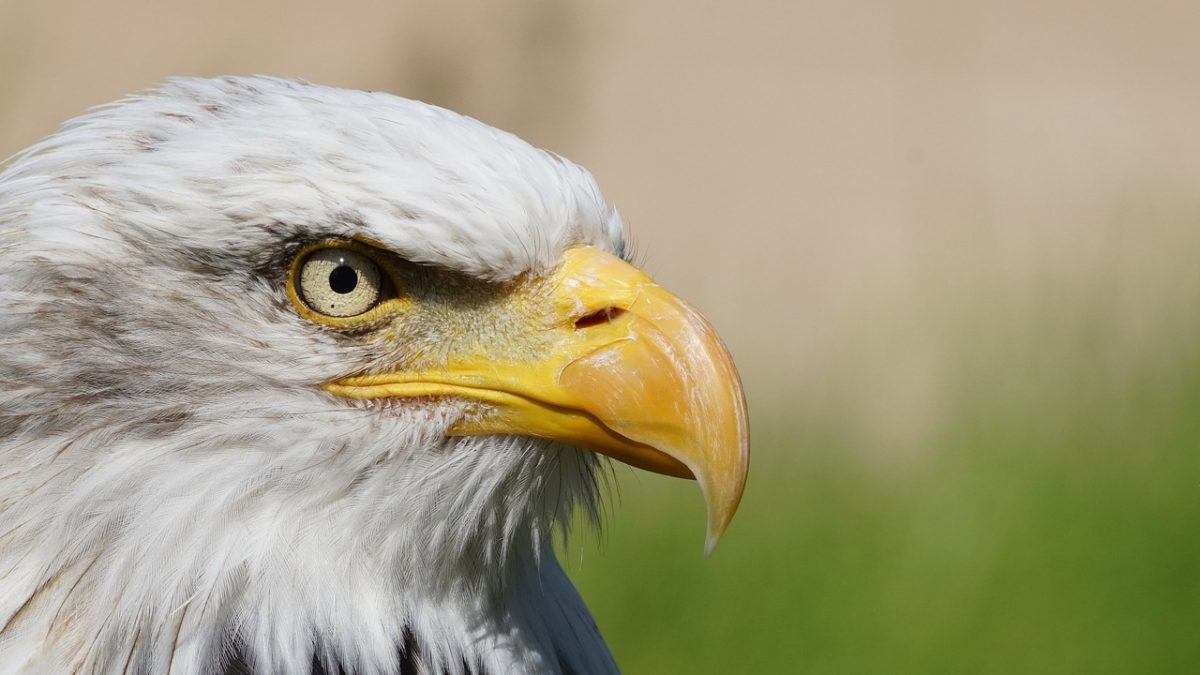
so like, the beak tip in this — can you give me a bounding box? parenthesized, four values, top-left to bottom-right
(703, 531, 721, 557)
(700, 496, 738, 556)
(695, 438, 749, 557)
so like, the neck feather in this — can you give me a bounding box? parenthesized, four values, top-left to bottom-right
(0, 400, 616, 674)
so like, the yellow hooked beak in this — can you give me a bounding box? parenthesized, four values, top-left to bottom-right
(325, 246, 749, 552)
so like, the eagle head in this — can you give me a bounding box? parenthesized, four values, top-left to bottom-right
(0, 77, 748, 674)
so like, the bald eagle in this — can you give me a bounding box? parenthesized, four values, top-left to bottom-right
(0, 77, 749, 675)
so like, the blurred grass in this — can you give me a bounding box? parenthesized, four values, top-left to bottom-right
(563, 292, 1200, 674)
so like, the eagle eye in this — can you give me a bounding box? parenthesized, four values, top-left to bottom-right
(295, 247, 383, 317)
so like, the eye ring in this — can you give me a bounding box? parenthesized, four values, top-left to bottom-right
(295, 247, 383, 317)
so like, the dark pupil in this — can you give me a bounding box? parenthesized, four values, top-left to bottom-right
(328, 265, 358, 294)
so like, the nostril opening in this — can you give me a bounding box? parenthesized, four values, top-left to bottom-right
(574, 307, 625, 329)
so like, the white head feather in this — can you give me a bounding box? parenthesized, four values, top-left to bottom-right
(0, 77, 626, 674)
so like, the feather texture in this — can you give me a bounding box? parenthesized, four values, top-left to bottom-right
(0, 77, 624, 674)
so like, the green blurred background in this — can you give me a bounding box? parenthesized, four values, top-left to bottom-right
(3, 1, 1199, 672)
